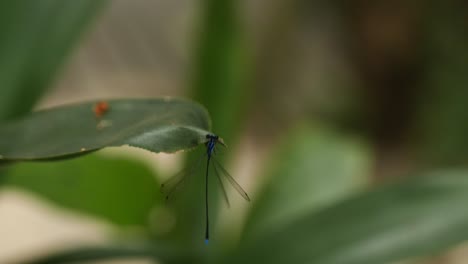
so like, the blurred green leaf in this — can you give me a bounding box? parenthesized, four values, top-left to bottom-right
(244, 125, 371, 239)
(0, 98, 211, 160)
(21, 243, 200, 264)
(415, 2, 468, 165)
(191, 0, 250, 141)
(5, 153, 159, 226)
(232, 171, 468, 264)
(0, 0, 106, 121)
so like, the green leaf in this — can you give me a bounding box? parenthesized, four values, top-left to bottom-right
(0, 0, 106, 121)
(0, 98, 211, 160)
(232, 171, 468, 264)
(20, 243, 200, 264)
(5, 153, 160, 226)
(191, 0, 250, 142)
(414, 3, 468, 166)
(244, 125, 371, 240)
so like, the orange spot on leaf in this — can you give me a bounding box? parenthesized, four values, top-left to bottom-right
(93, 101, 109, 118)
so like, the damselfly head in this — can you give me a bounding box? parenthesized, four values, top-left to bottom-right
(205, 134, 227, 147)
(206, 134, 218, 140)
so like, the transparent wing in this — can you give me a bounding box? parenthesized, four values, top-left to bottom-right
(160, 169, 189, 201)
(212, 158, 250, 202)
(160, 154, 204, 201)
(213, 145, 227, 156)
(213, 163, 230, 208)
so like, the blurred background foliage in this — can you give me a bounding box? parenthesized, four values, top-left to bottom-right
(1, 0, 468, 263)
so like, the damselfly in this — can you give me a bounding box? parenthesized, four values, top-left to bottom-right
(161, 134, 250, 244)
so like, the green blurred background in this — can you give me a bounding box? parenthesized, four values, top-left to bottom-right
(1, 0, 468, 263)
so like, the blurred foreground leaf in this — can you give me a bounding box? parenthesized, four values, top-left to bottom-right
(244, 125, 371, 239)
(5, 153, 159, 226)
(21, 243, 200, 264)
(0, 98, 211, 160)
(233, 171, 468, 264)
(0, 0, 106, 121)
